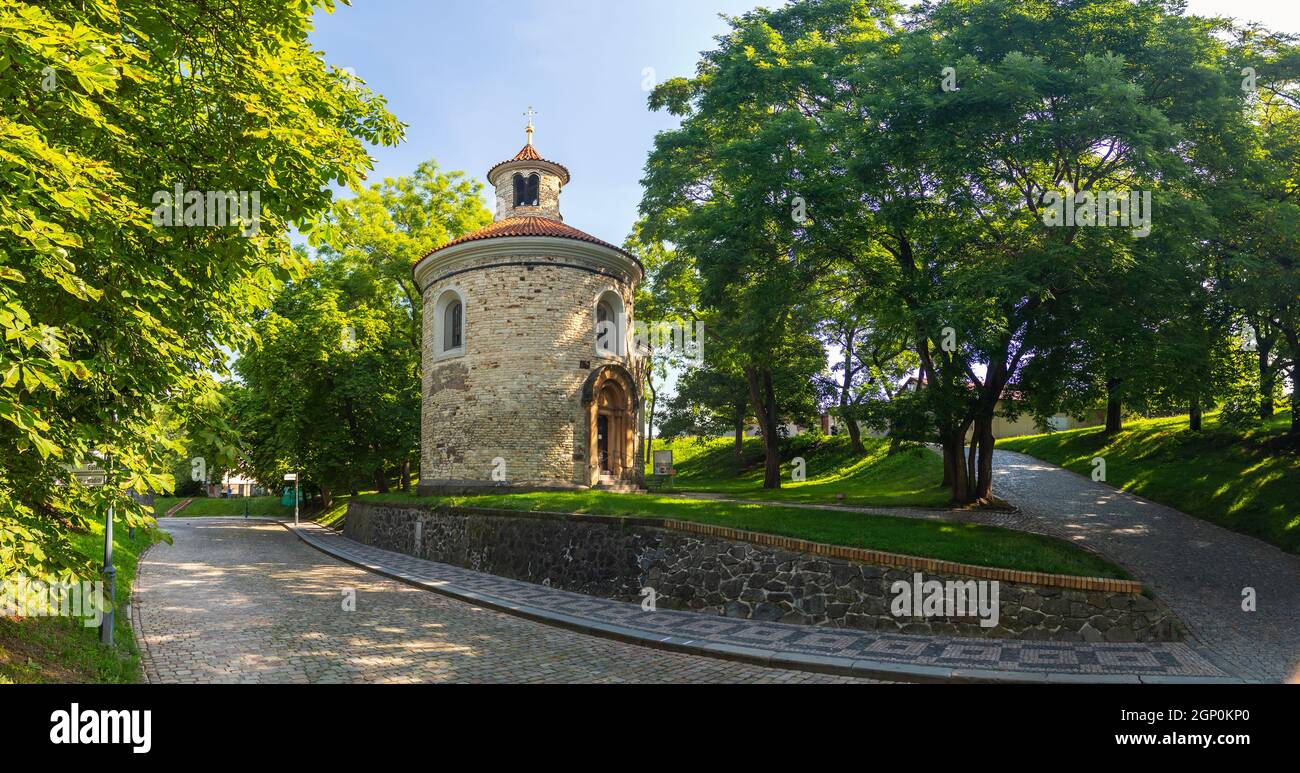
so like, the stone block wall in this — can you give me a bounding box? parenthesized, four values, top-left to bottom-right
(345, 501, 1181, 643)
(420, 259, 636, 491)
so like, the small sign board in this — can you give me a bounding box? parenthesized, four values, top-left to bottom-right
(653, 450, 674, 477)
(66, 461, 107, 488)
(283, 473, 298, 482)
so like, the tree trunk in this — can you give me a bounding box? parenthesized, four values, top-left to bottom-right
(733, 415, 745, 467)
(745, 366, 782, 489)
(941, 423, 975, 505)
(965, 425, 978, 498)
(974, 415, 995, 502)
(1292, 388, 1300, 436)
(374, 467, 390, 494)
(1257, 340, 1276, 419)
(844, 410, 865, 453)
(1189, 396, 1203, 432)
(1286, 328, 1299, 435)
(839, 331, 865, 453)
(941, 431, 955, 488)
(644, 376, 657, 464)
(1105, 378, 1124, 435)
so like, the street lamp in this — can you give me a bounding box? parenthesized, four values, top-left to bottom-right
(101, 452, 115, 646)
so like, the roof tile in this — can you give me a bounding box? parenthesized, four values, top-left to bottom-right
(421, 216, 639, 265)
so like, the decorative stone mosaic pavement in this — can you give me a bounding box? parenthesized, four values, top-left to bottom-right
(289, 522, 1233, 683)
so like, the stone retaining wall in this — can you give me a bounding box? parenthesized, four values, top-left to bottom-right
(344, 501, 1180, 642)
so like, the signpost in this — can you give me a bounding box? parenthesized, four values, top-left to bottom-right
(63, 459, 117, 645)
(652, 450, 675, 491)
(285, 473, 299, 525)
(653, 450, 674, 476)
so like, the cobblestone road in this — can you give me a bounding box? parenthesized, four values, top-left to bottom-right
(990, 450, 1300, 683)
(133, 519, 876, 684)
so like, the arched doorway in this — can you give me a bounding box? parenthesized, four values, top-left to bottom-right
(582, 365, 639, 486)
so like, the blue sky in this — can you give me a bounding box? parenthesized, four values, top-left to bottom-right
(311, 1, 1300, 247)
(310, 0, 759, 246)
(309, 1, 1300, 249)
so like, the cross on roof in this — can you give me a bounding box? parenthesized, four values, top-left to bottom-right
(524, 106, 537, 145)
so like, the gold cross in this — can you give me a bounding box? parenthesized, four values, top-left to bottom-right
(524, 106, 537, 145)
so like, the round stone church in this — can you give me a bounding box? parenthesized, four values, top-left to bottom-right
(413, 121, 644, 495)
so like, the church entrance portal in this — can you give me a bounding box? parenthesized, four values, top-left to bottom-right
(584, 366, 638, 486)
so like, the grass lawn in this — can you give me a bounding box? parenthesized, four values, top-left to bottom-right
(315, 494, 354, 528)
(359, 490, 1128, 579)
(999, 411, 1300, 555)
(0, 518, 159, 684)
(154, 495, 294, 519)
(646, 435, 950, 508)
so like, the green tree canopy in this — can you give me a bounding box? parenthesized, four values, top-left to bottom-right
(0, 0, 402, 581)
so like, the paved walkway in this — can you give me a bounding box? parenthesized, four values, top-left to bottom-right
(132, 519, 872, 684)
(989, 449, 1300, 683)
(134, 444, 1298, 684)
(674, 452, 1300, 682)
(287, 522, 1226, 682)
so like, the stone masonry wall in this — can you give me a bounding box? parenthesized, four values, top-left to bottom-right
(492, 164, 564, 221)
(345, 501, 1180, 643)
(420, 259, 636, 490)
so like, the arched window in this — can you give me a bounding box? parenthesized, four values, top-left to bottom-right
(512, 173, 540, 207)
(513, 174, 526, 207)
(434, 289, 466, 359)
(444, 300, 462, 351)
(594, 290, 626, 357)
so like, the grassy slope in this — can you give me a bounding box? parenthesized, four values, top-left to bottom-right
(0, 519, 159, 684)
(999, 411, 1300, 555)
(154, 495, 294, 518)
(360, 490, 1127, 579)
(315, 494, 354, 528)
(649, 435, 950, 508)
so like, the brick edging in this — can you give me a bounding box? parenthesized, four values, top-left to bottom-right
(164, 498, 194, 517)
(662, 519, 1143, 594)
(359, 501, 1144, 594)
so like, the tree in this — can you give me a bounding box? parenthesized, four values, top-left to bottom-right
(640, 0, 874, 487)
(1213, 30, 1300, 435)
(236, 260, 419, 506)
(826, 0, 1245, 501)
(624, 222, 701, 465)
(659, 364, 752, 465)
(314, 160, 492, 352)
(0, 0, 402, 582)
(814, 270, 917, 453)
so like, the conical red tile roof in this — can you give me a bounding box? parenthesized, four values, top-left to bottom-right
(488, 144, 571, 184)
(512, 144, 544, 162)
(419, 216, 639, 265)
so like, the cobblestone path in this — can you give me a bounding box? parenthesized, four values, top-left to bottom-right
(133, 519, 874, 684)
